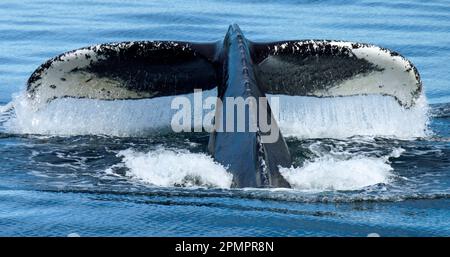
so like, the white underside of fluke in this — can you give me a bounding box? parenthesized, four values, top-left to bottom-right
(325, 41, 419, 107)
(267, 40, 421, 107)
(28, 45, 156, 110)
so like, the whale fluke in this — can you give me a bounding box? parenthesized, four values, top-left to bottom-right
(26, 24, 423, 188)
(251, 40, 421, 107)
(27, 41, 220, 106)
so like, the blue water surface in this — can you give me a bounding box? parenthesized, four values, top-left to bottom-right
(0, 0, 449, 236)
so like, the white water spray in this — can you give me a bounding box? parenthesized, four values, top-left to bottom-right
(269, 94, 429, 139)
(110, 148, 233, 188)
(3, 92, 429, 139)
(280, 146, 404, 191)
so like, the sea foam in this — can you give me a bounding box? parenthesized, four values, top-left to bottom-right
(279, 147, 404, 191)
(110, 148, 233, 188)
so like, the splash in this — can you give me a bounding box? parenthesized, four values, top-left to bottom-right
(3, 91, 429, 139)
(0, 102, 14, 130)
(110, 148, 232, 188)
(280, 147, 404, 191)
(280, 157, 393, 191)
(3, 89, 216, 136)
(269, 94, 429, 139)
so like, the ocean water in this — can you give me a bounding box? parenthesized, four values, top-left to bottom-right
(0, 0, 449, 236)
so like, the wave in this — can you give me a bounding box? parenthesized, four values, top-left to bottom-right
(108, 147, 232, 188)
(106, 143, 405, 192)
(279, 148, 404, 191)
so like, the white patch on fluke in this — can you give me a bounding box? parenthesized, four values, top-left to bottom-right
(270, 40, 421, 107)
(29, 43, 153, 108)
(112, 148, 232, 188)
(328, 41, 419, 107)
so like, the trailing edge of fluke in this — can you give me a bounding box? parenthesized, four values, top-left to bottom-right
(26, 24, 422, 188)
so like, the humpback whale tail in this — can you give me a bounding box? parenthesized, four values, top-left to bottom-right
(26, 24, 422, 188)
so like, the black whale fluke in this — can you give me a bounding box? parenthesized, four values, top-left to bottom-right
(26, 24, 422, 188)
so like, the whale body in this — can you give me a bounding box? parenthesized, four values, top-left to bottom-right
(26, 24, 422, 188)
